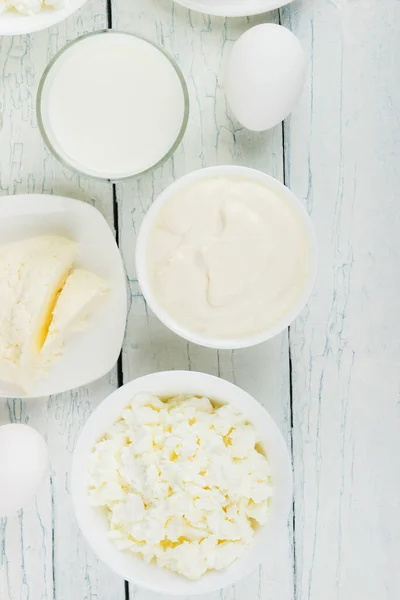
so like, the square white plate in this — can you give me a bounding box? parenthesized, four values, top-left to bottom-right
(0, 195, 127, 399)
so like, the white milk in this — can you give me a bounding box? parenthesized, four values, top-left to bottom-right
(39, 32, 187, 179)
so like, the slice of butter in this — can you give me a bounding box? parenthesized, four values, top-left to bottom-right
(41, 268, 109, 359)
(0, 236, 77, 391)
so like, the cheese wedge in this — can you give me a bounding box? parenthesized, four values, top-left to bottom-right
(0, 236, 77, 391)
(41, 268, 109, 358)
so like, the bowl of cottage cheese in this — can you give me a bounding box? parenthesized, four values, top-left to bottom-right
(71, 370, 292, 594)
(0, 0, 88, 35)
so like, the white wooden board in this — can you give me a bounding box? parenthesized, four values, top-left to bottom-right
(0, 6, 125, 600)
(282, 1, 400, 599)
(112, 3, 293, 599)
(1, 0, 399, 598)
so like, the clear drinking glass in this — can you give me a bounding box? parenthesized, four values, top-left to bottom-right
(37, 30, 189, 182)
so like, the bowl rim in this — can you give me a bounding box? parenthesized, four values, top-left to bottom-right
(36, 30, 189, 182)
(71, 370, 293, 595)
(135, 165, 318, 349)
(172, 0, 293, 17)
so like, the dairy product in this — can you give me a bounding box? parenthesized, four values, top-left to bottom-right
(146, 176, 312, 339)
(0, 237, 109, 392)
(42, 268, 109, 356)
(0, 0, 64, 16)
(88, 393, 272, 580)
(39, 32, 187, 179)
(0, 236, 76, 389)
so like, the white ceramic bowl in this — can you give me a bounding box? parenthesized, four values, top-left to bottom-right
(136, 165, 318, 350)
(173, 0, 293, 17)
(0, 0, 87, 36)
(71, 370, 292, 595)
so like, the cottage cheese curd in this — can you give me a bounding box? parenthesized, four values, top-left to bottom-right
(88, 393, 273, 580)
(42, 268, 109, 357)
(0, 236, 76, 390)
(0, 236, 109, 392)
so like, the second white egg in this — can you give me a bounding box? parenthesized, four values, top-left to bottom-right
(0, 424, 48, 517)
(225, 23, 307, 132)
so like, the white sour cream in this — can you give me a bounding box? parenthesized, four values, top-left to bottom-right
(146, 176, 313, 339)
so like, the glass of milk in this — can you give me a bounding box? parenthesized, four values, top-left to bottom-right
(37, 31, 189, 181)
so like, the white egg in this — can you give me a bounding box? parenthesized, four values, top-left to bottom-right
(225, 23, 307, 132)
(0, 424, 49, 517)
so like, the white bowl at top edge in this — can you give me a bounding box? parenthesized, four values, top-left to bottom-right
(71, 371, 293, 595)
(0, 0, 88, 36)
(135, 165, 318, 350)
(172, 0, 293, 17)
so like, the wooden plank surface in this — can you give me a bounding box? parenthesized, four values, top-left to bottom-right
(281, 1, 400, 599)
(1, 0, 399, 599)
(112, 3, 294, 599)
(0, 6, 126, 600)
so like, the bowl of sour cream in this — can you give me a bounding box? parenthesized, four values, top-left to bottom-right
(136, 166, 317, 349)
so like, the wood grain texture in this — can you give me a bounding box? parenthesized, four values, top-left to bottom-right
(0, 6, 125, 600)
(111, 2, 293, 599)
(2, 0, 399, 598)
(281, 1, 400, 599)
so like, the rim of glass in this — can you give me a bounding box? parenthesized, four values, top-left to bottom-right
(36, 30, 190, 183)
